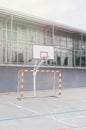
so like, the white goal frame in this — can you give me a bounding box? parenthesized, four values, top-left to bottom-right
(17, 69, 62, 100)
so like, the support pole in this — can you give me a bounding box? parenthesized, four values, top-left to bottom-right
(33, 70, 36, 97)
(58, 72, 62, 97)
(53, 71, 56, 95)
(17, 71, 20, 99)
(33, 59, 46, 97)
(21, 71, 24, 99)
(5, 23, 7, 63)
(10, 15, 13, 63)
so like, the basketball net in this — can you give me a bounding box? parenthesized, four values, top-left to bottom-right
(41, 56, 48, 61)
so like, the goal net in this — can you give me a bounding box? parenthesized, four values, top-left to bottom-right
(17, 69, 62, 100)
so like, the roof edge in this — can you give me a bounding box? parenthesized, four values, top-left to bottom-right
(0, 6, 86, 35)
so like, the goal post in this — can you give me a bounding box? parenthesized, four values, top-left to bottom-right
(17, 69, 62, 100)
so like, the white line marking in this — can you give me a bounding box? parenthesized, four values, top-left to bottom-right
(8, 102, 82, 127)
(8, 102, 40, 114)
(8, 102, 22, 108)
(50, 116, 74, 126)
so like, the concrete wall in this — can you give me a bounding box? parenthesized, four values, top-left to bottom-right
(0, 66, 86, 93)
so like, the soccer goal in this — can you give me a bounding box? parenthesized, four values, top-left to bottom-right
(17, 69, 62, 100)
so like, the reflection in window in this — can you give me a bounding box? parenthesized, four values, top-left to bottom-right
(61, 50, 68, 66)
(57, 49, 61, 65)
(61, 40, 66, 48)
(36, 28, 44, 45)
(18, 53, 23, 63)
(67, 42, 73, 49)
(12, 51, 17, 63)
(17, 47, 24, 63)
(75, 55, 80, 66)
(81, 56, 85, 67)
(0, 43, 3, 63)
(17, 25, 27, 41)
(57, 56, 61, 65)
(75, 37, 81, 50)
(54, 33, 61, 47)
(61, 34, 66, 48)
(67, 51, 73, 66)
(54, 47, 61, 65)
(13, 32, 17, 41)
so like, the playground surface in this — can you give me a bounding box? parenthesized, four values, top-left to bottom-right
(0, 87, 86, 130)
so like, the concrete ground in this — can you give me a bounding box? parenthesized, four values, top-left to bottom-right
(0, 87, 86, 130)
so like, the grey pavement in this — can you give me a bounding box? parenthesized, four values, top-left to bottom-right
(0, 87, 86, 130)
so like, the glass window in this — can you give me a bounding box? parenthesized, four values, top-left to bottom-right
(13, 23, 17, 31)
(75, 56, 80, 66)
(17, 24, 27, 41)
(61, 33, 67, 48)
(67, 34, 73, 42)
(74, 50, 81, 66)
(17, 47, 24, 63)
(54, 32, 61, 46)
(36, 28, 44, 45)
(57, 49, 61, 65)
(46, 30, 52, 45)
(83, 39, 86, 50)
(13, 32, 17, 41)
(29, 27, 36, 43)
(7, 43, 11, 63)
(67, 51, 73, 66)
(67, 41, 73, 49)
(54, 36, 60, 47)
(7, 22, 11, 30)
(54, 47, 61, 65)
(3, 30, 6, 40)
(61, 40, 66, 48)
(0, 24, 3, 40)
(7, 31, 11, 40)
(61, 50, 68, 66)
(74, 36, 81, 50)
(46, 37, 52, 45)
(0, 42, 3, 63)
(12, 50, 17, 63)
(81, 56, 85, 67)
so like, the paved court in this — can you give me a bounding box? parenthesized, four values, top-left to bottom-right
(0, 87, 86, 130)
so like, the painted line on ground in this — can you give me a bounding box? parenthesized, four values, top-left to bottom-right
(8, 102, 39, 114)
(0, 108, 86, 122)
(51, 116, 73, 126)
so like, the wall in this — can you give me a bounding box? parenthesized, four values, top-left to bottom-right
(0, 66, 86, 93)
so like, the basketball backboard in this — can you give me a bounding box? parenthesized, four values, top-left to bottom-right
(33, 45, 54, 60)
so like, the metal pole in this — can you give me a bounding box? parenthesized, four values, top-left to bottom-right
(33, 70, 36, 97)
(33, 59, 45, 97)
(52, 24, 54, 45)
(33, 60, 37, 97)
(80, 34, 83, 67)
(21, 71, 24, 99)
(17, 70, 20, 99)
(53, 71, 56, 96)
(5, 23, 7, 63)
(58, 72, 62, 97)
(10, 15, 13, 63)
(5, 16, 10, 63)
(73, 35, 75, 66)
(16, 24, 18, 64)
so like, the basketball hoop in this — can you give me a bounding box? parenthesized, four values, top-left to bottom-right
(41, 56, 48, 60)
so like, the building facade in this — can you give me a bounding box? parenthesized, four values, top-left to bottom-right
(0, 8, 86, 93)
